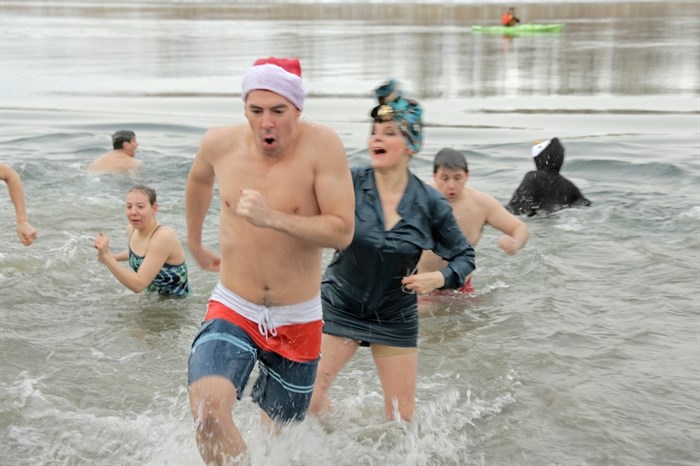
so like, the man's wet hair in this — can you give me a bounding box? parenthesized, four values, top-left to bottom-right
(112, 130, 136, 150)
(433, 147, 468, 174)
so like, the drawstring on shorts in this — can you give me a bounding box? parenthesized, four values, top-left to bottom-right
(257, 307, 278, 338)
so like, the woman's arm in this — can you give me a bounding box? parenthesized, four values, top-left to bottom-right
(402, 196, 476, 294)
(94, 228, 178, 293)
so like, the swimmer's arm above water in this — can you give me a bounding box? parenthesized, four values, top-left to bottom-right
(483, 195, 529, 255)
(497, 221, 528, 255)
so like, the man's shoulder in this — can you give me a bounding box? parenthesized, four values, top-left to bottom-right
(203, 124, 246, 140)
(465, 186, 500, 207)
(87, 152, 112, 171)
(451, 188, 485, 219)
(298, 119, 334, 132)
(298, 120, 341, 145)
(126, 158, 142, 168)
(88, 152, 139, 173)
(200, 124, 248, 155)
(298, 122, 345, 164)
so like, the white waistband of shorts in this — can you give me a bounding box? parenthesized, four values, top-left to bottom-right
(210, 281, 322, 328)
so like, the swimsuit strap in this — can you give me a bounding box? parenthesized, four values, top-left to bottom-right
(143, 224, 162, 256)
(127, 226, 137, 253)
(129, 223, 161, 256)
(149, 224, 162, 239)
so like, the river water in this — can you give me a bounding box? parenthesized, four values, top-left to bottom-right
(0, 1, 698, 465)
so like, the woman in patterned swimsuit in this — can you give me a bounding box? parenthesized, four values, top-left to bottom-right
(93, 185, 190, 297)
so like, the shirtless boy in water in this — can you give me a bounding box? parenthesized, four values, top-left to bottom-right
(185, 57, 355, 465)
(418, 147, 528, 295)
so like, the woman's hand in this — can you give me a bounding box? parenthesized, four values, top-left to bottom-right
(93, 232, 111, 263)
(401, 270, 445, 295)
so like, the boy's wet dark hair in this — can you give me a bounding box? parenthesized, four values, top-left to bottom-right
(433, 147, 468, 174)
(112, 130, 136, 150)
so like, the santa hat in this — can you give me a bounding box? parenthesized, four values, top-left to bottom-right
(241, 57, 306, 111)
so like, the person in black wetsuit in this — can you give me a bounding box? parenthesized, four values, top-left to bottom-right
(308, 79, 476, 422)
(506, 137, 591, 216)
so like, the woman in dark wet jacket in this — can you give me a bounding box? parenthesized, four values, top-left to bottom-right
(309, 80, 476, 421)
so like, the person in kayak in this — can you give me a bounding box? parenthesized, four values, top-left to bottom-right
(308, 79, 475, 422)
(502, 7, 521, 27)
(506, 137, 592, 216)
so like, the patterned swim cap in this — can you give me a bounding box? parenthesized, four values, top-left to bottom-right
(370, 79, 423, 154)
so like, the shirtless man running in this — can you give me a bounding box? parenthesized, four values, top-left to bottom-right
(418, 147, 528, 294)
(185, 57, 355, 466)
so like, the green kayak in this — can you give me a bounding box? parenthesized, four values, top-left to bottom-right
(471, 24, 565, 35)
